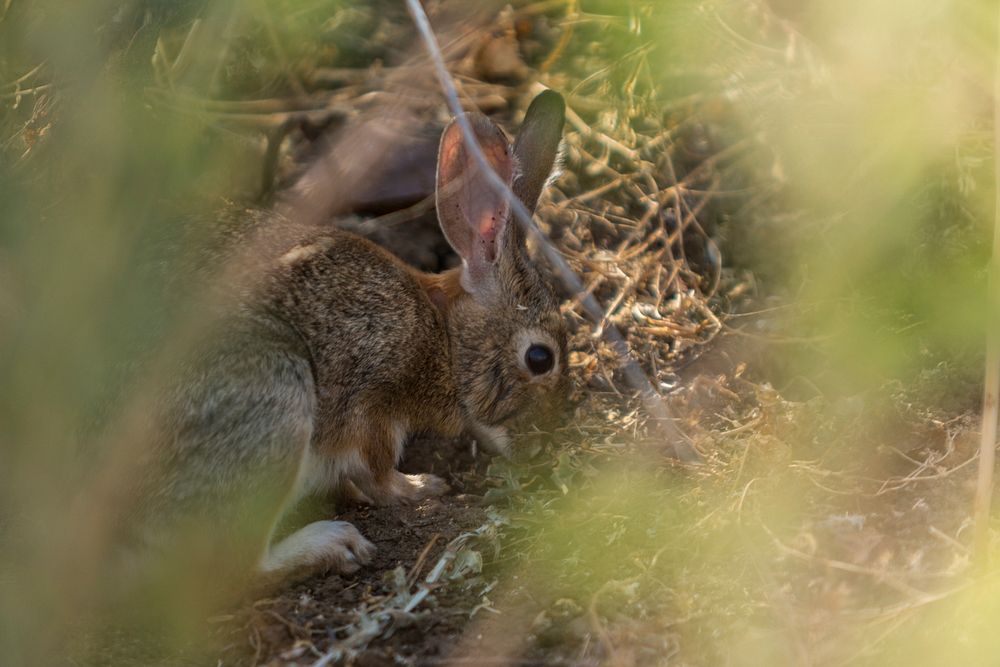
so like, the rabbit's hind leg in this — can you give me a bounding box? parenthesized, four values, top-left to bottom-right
(118, 342, 330, 597)
(259, 520, 374, 576)
(258, 445, 375, 578)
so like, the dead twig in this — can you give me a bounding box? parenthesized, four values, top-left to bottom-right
(974, 0, 1000, 567)
(405, 0, 700, 462)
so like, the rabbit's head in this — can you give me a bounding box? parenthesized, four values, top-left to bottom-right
(435, 91, 569, 455)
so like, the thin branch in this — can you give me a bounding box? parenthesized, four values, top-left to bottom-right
(974, 1, 1000, 567)
(404, 0, 700, 462)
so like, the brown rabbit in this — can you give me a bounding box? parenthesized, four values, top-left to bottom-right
(121, 90, 569, 583)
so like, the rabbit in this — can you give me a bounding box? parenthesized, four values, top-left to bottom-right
(117, 90, 570, 585)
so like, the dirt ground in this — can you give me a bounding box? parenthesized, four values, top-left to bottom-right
(215, 436, 493, 666)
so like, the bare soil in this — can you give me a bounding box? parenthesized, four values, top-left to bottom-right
(215, 435, 495, 666)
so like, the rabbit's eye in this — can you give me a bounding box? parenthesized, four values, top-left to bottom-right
(525, 344, 555, 375)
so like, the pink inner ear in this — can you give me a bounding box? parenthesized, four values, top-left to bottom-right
(478, 216, 497, 242)
(483, 139, 515, 182)
(437, 114, 516, 271)
(471, 139, 514, 260)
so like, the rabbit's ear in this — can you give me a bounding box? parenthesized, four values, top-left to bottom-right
(512, 90, 565, 214)
(436, 113, 515, 294)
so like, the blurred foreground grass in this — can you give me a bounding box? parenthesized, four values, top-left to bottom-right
(2, 1, 1000, 665)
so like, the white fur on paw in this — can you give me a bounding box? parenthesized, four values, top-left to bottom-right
(405, 473, 449, 500)
(260, 520, 374, 576)
(469, 422, 511, 457)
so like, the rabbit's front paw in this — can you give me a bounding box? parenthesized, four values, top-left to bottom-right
(374, 471, 449, 505)
(351, 471, 450, 506)
(261, 520, 375, 576)
(402, 473, 449, 501)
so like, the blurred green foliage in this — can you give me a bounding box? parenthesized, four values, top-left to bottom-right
(718, 0, 997, 390)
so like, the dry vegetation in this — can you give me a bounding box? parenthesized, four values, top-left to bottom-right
(3, 1, 1000, 666)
